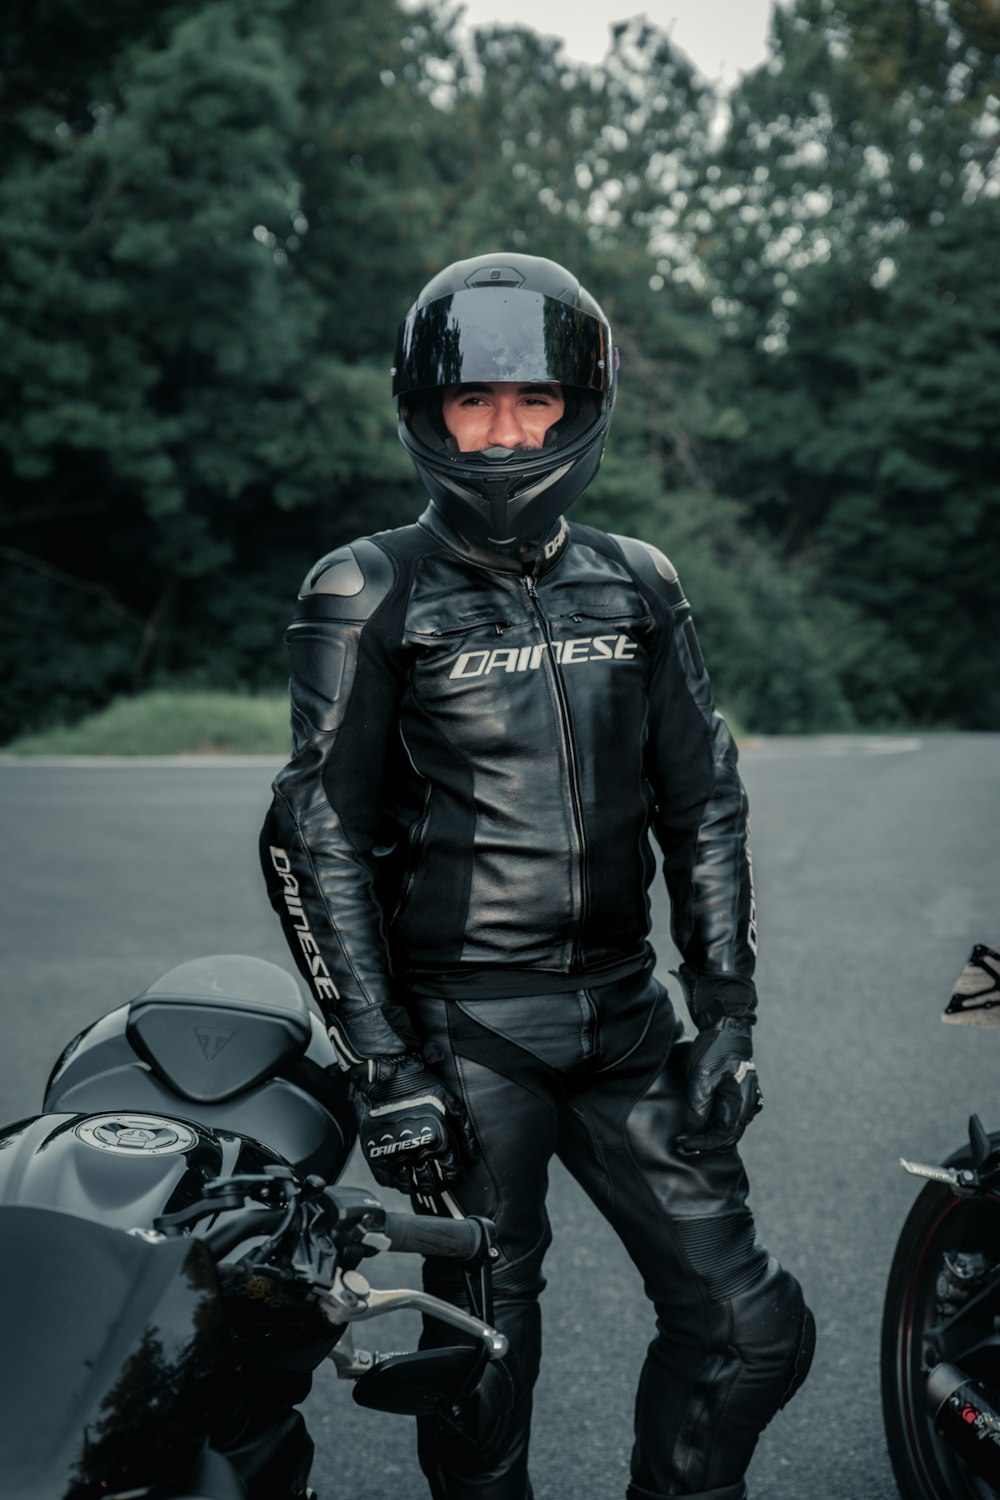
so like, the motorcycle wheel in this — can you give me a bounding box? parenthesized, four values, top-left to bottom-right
(881, 1142, 1000, 1500)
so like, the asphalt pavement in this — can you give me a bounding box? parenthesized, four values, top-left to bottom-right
(1, 734, 998, 1499)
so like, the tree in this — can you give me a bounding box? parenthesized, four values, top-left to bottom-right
(0, 0, 438, 737)
(6, 0, 987, 738)
(686, 0, 1000, 724)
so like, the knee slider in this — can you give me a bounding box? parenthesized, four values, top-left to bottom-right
(728, 1256, 814, 1402)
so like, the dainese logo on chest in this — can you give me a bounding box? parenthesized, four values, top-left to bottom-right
(449, 633, 639, 681)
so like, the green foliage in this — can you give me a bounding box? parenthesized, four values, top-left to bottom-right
(1, 0, 995, 739)
(0, 0, 425, 737)
(7, 689, 290, 755)
(582, 481, 857, 732)
(0, 552, 142, 740)
(1, 0, 309, 524)
(687, 0, 1000, 725)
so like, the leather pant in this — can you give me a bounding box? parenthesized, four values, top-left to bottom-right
(409, 970, 813, 1500)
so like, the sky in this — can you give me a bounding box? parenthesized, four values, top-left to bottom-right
(447, 0, 778, 89)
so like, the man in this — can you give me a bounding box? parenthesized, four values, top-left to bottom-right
(261, 252, 813, 1500)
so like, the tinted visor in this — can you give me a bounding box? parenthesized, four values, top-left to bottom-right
(393, 290, 611, 398)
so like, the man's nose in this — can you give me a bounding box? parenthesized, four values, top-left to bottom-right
(486, 401, 528, 448)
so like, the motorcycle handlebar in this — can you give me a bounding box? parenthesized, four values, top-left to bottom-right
(377, 1211, 487, 1262)
(199, 1204, 487, 1268)
(193, 1180, 491, 1270)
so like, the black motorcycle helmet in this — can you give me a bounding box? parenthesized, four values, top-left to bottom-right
(393, 252, 618, 553)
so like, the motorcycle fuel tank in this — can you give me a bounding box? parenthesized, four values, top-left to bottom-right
(0, 1110, 284, 1228)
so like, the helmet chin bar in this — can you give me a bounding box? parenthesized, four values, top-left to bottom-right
(480, 445, 522, 461)
(427, 453, 587, 555)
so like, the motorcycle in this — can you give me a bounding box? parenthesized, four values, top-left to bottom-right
(882, 943, 1000, 1498)
(0, 954, 508, 1500)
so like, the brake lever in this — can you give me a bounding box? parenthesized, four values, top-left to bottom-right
(318, 1268, 508, 1359)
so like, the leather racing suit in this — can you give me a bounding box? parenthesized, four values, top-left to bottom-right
(260, 507, 813, 1500)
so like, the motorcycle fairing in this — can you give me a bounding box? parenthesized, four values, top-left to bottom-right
(0, 1205, 227, 1500)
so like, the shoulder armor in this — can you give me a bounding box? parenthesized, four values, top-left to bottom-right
(296, 539, 395, 622)
(610, 534, 687, 621)
(611, 534, 678, 585)
(301, 545, 365, 599)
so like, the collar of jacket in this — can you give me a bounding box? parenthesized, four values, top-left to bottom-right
(417, 505, 570, 576)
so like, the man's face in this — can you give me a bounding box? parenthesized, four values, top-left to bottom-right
(441, 381, 565, 453)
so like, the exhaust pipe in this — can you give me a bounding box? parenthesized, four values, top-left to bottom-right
(926, 1362, 1000, 1486)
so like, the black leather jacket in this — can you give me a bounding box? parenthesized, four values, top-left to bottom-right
(260, 509, 757, 1042)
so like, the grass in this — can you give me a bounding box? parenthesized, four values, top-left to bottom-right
(6, 690, 292, 757)
(5, 686, 750, 757)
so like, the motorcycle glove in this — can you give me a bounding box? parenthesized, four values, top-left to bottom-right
(674, 1017, 764, 1156)
(675, 962, 757, 1030)
(351, 1053, 478, 1195)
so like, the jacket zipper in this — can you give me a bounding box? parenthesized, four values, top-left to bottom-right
(523, 572, 588, 969)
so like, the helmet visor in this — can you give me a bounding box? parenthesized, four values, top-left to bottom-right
(393, 290, 611, 398)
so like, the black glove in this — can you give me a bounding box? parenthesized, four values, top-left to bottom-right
(351, 1053, 477, 1194)
(674, 1017, 763, 1156)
